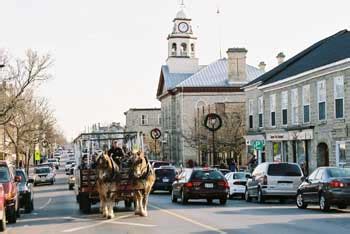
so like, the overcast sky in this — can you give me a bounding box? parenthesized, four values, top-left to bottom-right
(0, 0, 349, 140)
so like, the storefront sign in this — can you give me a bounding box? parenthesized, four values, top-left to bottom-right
(266, 133, 289, 141)
(288, 129, 313, 140)
(253, 140, 265, 150)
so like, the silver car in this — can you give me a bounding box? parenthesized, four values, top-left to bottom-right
(245, 162, 304, 203)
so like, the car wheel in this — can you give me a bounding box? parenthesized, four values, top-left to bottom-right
(296, 192, 308, 209)
(69, 184, 74, 190)
(257, 188, 264, 204)
(171, 190, 177, 203)
(241, 194, 245, 200)
(25, 200, 32, 213)
(220, 198, 227, 205)
(181, 190, 188, 205)
(245, 189, 252, 202)
(0, 210, 6, 232)
(7, 206, 17, 224)
(207, 198, 213, 204)
(229, 193, 234, 200)
(319, 194, 330, 212)
(337, 204, 347, 209)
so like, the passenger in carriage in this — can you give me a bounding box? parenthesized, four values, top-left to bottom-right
(108, 141, 125, 167)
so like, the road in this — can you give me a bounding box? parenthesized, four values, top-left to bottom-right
(6, 166, 350, 234)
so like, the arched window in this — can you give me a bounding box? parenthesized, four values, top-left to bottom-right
(191, 43, 195, 57)
(171, 43, 177, 56)
(180, 43, 187, 56)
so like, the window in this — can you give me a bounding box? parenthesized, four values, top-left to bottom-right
(171, 43, 177, 56)
(334, 76, 344, 119)
(180, 43, 187, 56)
(248, 100, 254, 129)
(291, 88, 299, 125)
(191, 43, 195, 57)
(158, 114, 161, 125)
(336, 141, 346, 167)
(270, 94, 276, 127)
(141, 115, 148, 125)
(267, 163, 302, 177)
(317, 80, 326, 120)
(302, 85, 310, 123)
(258, 96, 264, 128)
(281, 91, 288, 125)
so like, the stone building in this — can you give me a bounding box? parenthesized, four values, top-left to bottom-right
(156, 4, 263, 166)
(244, 29, 350, 175)
(124, 108, 161, 158)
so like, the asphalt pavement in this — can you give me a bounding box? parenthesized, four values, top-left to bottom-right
(6, 162, 350, 234)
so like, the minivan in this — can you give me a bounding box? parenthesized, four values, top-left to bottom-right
(245, 162, 304, 203)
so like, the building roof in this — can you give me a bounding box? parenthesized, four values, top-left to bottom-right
(177, 58, 263, 88)
(246, 29, 350, 88)
(161, 65, 194, 90)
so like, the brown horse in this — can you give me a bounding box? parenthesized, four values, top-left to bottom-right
(130, 151, 155, 217)
(96, 153, 119, 219)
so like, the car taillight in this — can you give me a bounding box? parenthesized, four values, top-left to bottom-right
(184, 182, 193, 188)
(192, 181, 201, 187)
(218, 180, 229, 189)
(330, 180, 345, 188)
(263, 175, 268, 185)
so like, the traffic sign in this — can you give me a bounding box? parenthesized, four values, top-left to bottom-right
(253, 140, 265, 150)
(150, 128, 162, 140)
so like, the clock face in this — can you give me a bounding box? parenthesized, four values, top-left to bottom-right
(178, 22, 189, 33)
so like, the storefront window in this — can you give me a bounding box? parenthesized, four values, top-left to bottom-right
(273, 142, 281, 162)
(336, 141, 347, 167)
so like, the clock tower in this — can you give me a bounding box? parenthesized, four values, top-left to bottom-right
(166, 1, 199, 74)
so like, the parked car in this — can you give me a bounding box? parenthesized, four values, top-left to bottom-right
(0, 161, 20, 224)
(245, 162, 304, 203)
(225, 172, 251, 199)
(65, 160, 75, 172)
(47, 158, 59, 170)
(152, 161, 171, 169)
(171, 168, 229, 205)
(152, 166, 177, 193)
(296, 167, 350, 212)
(0, 184, 6, 232)
(33, 166, 55, 186)
(15, 169, 34, 213)
(219, 169, 231, 176)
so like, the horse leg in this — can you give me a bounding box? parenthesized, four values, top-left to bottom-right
(108, 200, 114, 219)
(134, 191, 141, 215)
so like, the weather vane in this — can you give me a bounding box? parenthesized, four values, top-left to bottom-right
(179, 0, 185, 8)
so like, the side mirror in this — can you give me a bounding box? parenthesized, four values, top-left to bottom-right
(28, 178, 34, 184)
(246, 174, 252, 179)
(303, 177, 310, 183)
(15, 176, 21, 183)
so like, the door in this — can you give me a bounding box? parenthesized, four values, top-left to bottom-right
(302, 169, 318, 202)
(173, 171, 187, 196)
(317, 143, 329, 167)
(309, 169, 324, 202)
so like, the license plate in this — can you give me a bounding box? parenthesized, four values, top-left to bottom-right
(163, 178, 169, 183)
(279, 183, 293, 188)
(205, 183, 214, 188)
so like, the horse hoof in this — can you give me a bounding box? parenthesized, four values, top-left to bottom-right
(135, 211, 141, 215)
(107, 215, 112, 219)
(140, 212, 148, 217)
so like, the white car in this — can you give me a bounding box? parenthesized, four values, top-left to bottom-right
(225, 172, 251, 199)
(47, 158, 59, 169)
(65, 161, 75, 172)
(33, 166, 56, 186)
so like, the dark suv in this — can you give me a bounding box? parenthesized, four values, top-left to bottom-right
(152, 166, 177, 193)
(16, 169, 34, 213)
(0, 161, 20, 224)
(171, 168, 229, 205)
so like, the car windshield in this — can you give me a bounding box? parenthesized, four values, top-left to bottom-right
(155, 169, 175, 178)
(35, 168, 50, 174)
(66, 161, 72, 165)
(233, 173, 248, 180)
(0, 166, 11, 183)
(327, 168, 350, 178)
(15, 170, 26, 182)
(267, 164, 302, 176)
(191, 170, 224, 180)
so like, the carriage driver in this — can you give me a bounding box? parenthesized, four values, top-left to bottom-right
(108, 140, 125, 166)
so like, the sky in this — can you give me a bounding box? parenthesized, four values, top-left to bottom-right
(0, 0, 349, 140)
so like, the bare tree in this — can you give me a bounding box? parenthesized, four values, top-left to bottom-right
(0, 50, 53, 124)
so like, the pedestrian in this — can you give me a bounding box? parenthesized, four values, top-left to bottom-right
(108, 141, 125, 166)
(229, 160, 237, 172)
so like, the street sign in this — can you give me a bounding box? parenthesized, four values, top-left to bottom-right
(35, 150, 41, 161)
(253, 140, 265, 150)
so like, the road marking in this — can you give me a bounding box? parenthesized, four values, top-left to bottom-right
(111, 221, 156, 227)
(39, 198, 52, 210)
(19, 216, 92, 223)
(149, 204, 226, 234)
(62, 214, 133, 233)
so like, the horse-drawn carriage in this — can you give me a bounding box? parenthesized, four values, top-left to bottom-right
(73, 131, 155, 218)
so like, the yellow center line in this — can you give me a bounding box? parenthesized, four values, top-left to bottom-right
(149, 204, 227, 234)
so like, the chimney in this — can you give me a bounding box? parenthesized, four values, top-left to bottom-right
(258, 61, 266, 72)
(276, 52, 286, 65)
(227, 48, 247, 84)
